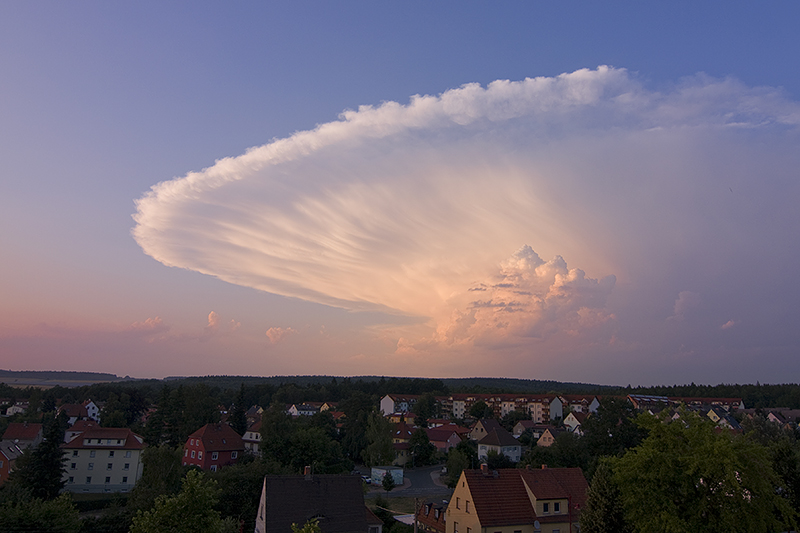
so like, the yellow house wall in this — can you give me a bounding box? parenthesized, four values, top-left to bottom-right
(446, 473, 482, 533)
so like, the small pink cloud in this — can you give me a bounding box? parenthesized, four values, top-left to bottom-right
(266, 326, 296, 344)
(127, 317, 169, 334)
(204, 311, 241, 336)
(721, 320, 737, 330)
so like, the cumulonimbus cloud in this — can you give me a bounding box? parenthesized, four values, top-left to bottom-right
(133, 66, 800, 361)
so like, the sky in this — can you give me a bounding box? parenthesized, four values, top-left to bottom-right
(1, 3, 799, 386)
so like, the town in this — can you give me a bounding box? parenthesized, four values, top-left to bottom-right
(1, 377, 799, 532)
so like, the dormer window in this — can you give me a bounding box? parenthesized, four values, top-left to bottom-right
(554, 502, 560, 514)
(543, 503, 549, 514)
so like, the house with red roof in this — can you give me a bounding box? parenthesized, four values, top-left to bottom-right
(417, 501, 447, 533)
(446, 467, 588, 533)
(58, 403, 90, 425)
(64, 419, 101, 443)
(183, 422, 244, 472)
(1, 421, 43, 449)
(0, 441, 25, 487)
(426, 427, 464, 453)
(61, 427, 145, 493)
(243, 419, 262, 456)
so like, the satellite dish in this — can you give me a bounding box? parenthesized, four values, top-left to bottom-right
(534, 520, 540, 529)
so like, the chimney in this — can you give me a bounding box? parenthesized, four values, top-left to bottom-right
(480, 463, 489, 475)
(541, 464, 547, 469)
(304, 466, 312, 480)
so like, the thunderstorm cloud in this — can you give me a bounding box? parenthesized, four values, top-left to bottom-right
(133, 67, 800, 374)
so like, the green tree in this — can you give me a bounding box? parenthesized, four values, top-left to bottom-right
(409, 429, 436, 466)
(444, 448, 469, 488)
(127, 445, 184, 512)
(469, 400, 492, 420)
(0, 493, 81, 533)
(614, 411, 796, 533)
(382, 471, 396, 495)
(363, 410, 394, 467)
(581, 397, 643, 458)
(129, 470, 238, 533)
(7, 412, 68, 500)
(413, 393, 437, 427)
(485, 449, 515, 470)
(580, 460, 631, 533)
(500, 410, 530, 432)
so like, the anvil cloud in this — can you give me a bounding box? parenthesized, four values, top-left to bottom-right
(133, 67, 800, 376)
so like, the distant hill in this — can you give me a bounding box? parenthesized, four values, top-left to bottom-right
(0, 370, 132, 388)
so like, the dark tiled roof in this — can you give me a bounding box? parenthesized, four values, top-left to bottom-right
(2, 422, 42, 442)
(519, 467, 588, 510)
(261, 475, 370, 533)
(188, 423, 244, 452)
(478, 428, 519, 447)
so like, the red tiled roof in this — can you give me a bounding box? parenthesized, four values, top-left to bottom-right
(58, 404, 89, 418)
(188, 423, 244, 452)
(61, 428, 145, 450)
(463, 468, 588, 528)
(464, 469, 536, 527)
(2, 422, 42, 442)
(67, 420, 100, 432)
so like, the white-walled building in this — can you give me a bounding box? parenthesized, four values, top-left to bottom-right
(61, 428, 145, 494)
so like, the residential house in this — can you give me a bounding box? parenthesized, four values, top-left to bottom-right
(536, 428, 565, 448)
(380, 394, 420, 416)
(1, 421, 43, 449)
(243, 419, 262, 456)
(392, 421, 415, 466)
(83, 400, 101, 422)
(288, 403, 321, 417)
(446, 467, 588, 533)
(512, 421, 552, 440)
(254, 473, 383, 533)
(417, 502, 447, 533)
(558, 395, 600, 414)
(468, 419, 503, 442)
(61, 427, 145, 493)
(448, 394, 558, 424)
(563, 412, 587, 434)
(426, 427, 463, 453)
(58, 403, 90, 426)
(6, 401, 29, 416)
(477, 429, 521, 463)
(183, 422, 244, 472)
(0, 441, 25, 487)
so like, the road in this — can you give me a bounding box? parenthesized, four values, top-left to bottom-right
(363, 465, 453, 499)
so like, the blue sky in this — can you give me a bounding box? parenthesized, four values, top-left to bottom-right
(1, 3, 799, 385)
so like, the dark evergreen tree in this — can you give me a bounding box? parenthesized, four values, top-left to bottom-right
(7, 412, 68, 500)
(409, 428, 436, 466)
(229, 384, 248, 436)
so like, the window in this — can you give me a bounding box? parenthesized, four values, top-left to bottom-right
(90, 451, 96, 458)
(467, 528, 471, 533)
(68, 476, 74, 483)
(184, 449, 188, 457)
(105, 476, 111, 483)
(191, 451, 196, 458)
(190, 439, 194, 446)
(86, 477, 92, 484)
(466, 501, 470, 513)
(88, 463, 94, 470)
(554, 502, 560, 513)
(231, 451, 238, 459)
(453, 523, 458, 533)
(107, 463, 113, 470)
(198, 452, 203, 460)
(71, 463, 77, 470)
(543, 503, 549, 513)
(124, 463, 130, 471)
(210, 465, 217, 472)
(122, 476, 128, 483)
(125, 451, 131, 458)
(72, 450, 78, 457)
(456, 497, 460, 509)
(212, 452, 218, 460)
(109, 451, 114, 458)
